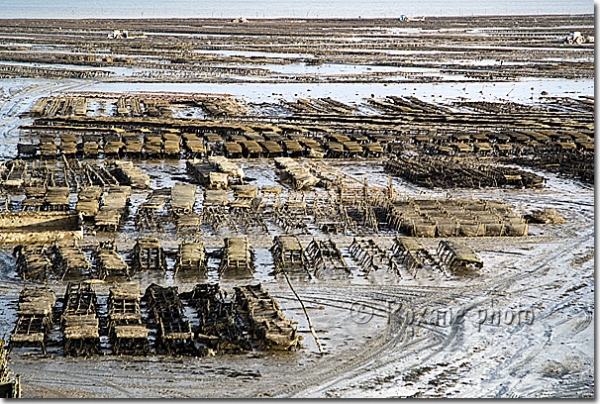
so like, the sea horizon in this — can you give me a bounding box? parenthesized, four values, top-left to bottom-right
(0, 0, 593, 19)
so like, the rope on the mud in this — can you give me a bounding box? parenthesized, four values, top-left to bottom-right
(279, 265, 324, 355)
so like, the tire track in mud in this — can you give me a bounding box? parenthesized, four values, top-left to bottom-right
(253, 288, 445, 397)
(293, 295, 478, 397)
(569, 308, 593, 336)
(23, 373, 136, 398)
(23, 385, 73, 399)
(260, 228, 594, 397)
(273, 294, 390, 319)
(455, 230, 594, 398)
(0, 79, 90, 158)
(482, 316, 592, 398)
(16, 360, 226, 398)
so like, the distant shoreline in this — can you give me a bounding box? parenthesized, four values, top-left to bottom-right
(0, 14, 594, 21)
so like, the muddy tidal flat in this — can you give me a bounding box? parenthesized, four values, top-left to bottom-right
(0, 15, 593, 398)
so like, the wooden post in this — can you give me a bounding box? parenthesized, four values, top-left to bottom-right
(278, 265, 324, 355)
